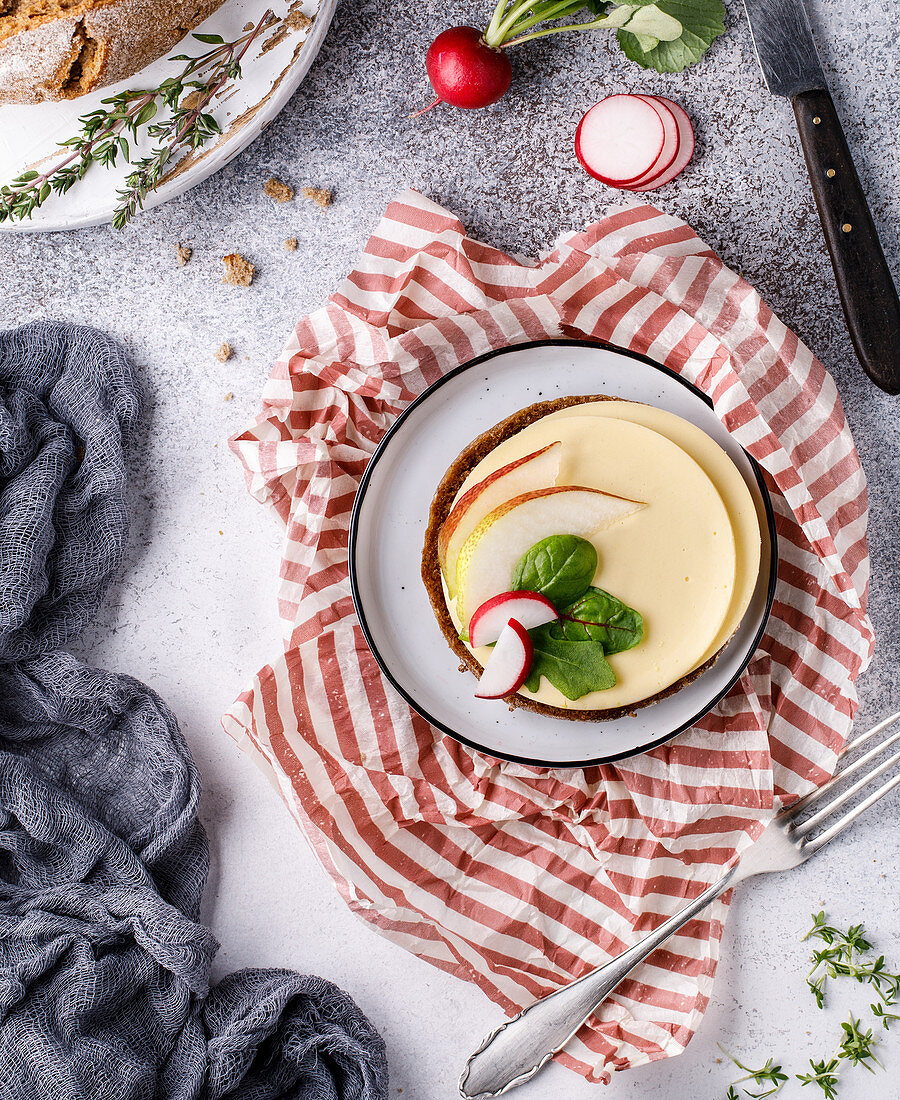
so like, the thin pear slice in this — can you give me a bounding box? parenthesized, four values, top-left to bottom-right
(455, 486, 645, 627)
(438, 441, 562, 596)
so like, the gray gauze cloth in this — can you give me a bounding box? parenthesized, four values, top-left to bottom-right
(0, 322, 389, 1100)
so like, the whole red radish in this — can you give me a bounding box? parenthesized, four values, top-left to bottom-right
(424, 26, 512, 111)
(416, 2, 723, 116)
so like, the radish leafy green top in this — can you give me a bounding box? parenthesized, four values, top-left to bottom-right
(512, 534, 643, 700)
(614, 0, 728, 72)
(483, 0, 725, 73)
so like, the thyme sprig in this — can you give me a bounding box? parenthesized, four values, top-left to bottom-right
(803, 910, 900, 1009)
(835, 1015, 881, 1073)
(796, 1057, 841, 1099)
(719, 1048, 787, 1097)
(0, 9, 277, 228)
(724, 913, 899, 1099)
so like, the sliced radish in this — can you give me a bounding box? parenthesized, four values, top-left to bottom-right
(475, 619, 534, 700)
(469, 590, 557, 649)
(626, 95, 679, 187)
(575, 95, 665, 186)
(627, 97, 695, 191)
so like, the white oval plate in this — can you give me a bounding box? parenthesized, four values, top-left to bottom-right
(349, 340, 777, 769)
(0, 0, 335, 233)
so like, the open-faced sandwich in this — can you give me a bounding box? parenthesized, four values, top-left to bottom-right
(421, 396, 762, 720)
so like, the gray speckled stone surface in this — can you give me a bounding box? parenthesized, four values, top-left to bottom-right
(2, 1, 900, 1096)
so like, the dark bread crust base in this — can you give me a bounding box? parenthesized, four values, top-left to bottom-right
(420, 395, 723, 722)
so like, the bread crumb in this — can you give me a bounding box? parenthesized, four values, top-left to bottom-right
(175, 242, 192, 266)
(214, 342, 232, 362)
(264, 177, 294, 203)
(222, 253, 255, 286)
(224, 392, 234, 402)
(181, 89, 203, 111)
(285, 4, 312, 31)
(283, 237, 298, 251)
(243, 20, 253, 30)
(302, 186, 331, 209)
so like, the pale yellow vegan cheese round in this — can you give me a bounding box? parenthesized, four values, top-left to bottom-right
(445, 414, 740, 711)
(543, 401, 763, 668)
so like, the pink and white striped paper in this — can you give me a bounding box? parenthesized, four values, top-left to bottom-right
(223, 190, 874, 1082)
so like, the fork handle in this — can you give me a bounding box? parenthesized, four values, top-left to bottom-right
(458, 864, 738, 1100)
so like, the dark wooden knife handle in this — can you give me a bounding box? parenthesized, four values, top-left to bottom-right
(792, 88, 900, 395)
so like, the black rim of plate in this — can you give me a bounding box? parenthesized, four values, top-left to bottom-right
(348, 338, 779, 769)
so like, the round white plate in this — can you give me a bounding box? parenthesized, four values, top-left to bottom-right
(350, 340, 777, 768)
(0, 0, 335, 233)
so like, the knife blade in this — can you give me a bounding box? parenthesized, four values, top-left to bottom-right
(742, 0, 900, 394)
(743, 0, 827, 97)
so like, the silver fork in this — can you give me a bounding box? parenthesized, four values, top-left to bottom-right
(459, 709, 900, 1100)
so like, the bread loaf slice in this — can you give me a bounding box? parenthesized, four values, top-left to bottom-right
(0, 0, 227, 104)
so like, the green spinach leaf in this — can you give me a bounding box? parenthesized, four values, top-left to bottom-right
(511, 535, 597, 608)
(548, 587, 644, 656)
(524, 628, 617, 700)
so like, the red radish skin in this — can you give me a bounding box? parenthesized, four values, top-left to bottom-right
(575, 95, 665, 186)
(469, 590, 558, 649)
(475, 619, 534, 699)
(628, 97, 695, 191)
(627, 95, 680, 187)
(424, 27, 512, 111)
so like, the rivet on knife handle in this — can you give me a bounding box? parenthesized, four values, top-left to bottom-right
(792, 87, 900, 395)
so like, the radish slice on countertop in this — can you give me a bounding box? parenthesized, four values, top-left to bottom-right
(575, 94, 665, 185)
(627, 95, 679, 187)
(469, 590, 557, 649)
(474, 619, 534, 699)
(628, 97, 695, 191)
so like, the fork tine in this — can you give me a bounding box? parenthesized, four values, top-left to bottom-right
(793, 746, 900, 836)
(805, 769, 900, 854)
(785, 708, 900, 816)
(842, 707, 900, 754)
